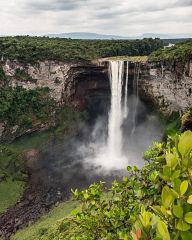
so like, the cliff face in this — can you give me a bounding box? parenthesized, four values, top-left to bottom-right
(0, 60, 109, 142)
(0, 57, 192, 142)
(139, 59, 192, 115)
(2, 60, 109, 107)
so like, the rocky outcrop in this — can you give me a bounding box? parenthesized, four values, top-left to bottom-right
(2, 60, 109, 106)
(138, 59, 192, 115)
(0, 60, 109, 142)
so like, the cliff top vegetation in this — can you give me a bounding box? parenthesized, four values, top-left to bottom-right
(149, 41, 192, 61)
(0, 36, 163, 64)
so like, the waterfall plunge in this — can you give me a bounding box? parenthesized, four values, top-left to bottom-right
(79, 59, 162, 173)
(107, 61, 127, 160)
(86, 60, 129, 171)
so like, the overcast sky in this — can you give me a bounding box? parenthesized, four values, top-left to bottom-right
(1, 0, 192, 36)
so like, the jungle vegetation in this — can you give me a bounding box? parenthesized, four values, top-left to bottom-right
(149, 41, 192, 62)
(0, 36, 163, 63)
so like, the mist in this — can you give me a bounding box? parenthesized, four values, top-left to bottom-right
(37, 62, 163, 196)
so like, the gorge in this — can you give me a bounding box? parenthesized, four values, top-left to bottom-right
(0, 41, 192, 239)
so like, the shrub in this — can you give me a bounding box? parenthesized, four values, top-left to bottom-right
(0, 145, 26, 181)
(132, 131, 192, 240)
(14, 68, 35, 82)
(0, 66, 6, 82)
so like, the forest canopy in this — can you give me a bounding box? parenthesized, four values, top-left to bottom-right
(0, 36, 163, 63)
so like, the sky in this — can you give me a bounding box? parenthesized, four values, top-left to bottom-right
(0, 0, 192, 36)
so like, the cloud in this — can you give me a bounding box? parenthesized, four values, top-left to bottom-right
(176, 0, 192, 7)
(0, 0, 191, 36)
(26, 0, 87, 12)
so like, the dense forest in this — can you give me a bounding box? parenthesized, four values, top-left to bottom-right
(0, 87, 55, 127)
(149, 41, 192, 61)
(0, 36, 163, 63)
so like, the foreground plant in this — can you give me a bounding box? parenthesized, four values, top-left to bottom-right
(132, 131, 192, 240)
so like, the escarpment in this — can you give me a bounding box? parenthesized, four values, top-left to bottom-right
(139, 59, 192, 115)
(1, 60, 109, 105)
(0, 57, 192, 142)
(0, 60, 109, 142)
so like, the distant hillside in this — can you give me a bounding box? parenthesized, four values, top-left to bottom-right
(48, 32, 129, 40)
(47, 32, 192, 41)
(142, 33, 192, 39)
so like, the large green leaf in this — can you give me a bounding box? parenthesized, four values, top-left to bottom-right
(184, 212, 192, 224)
(187, 195, 192, 204)
(165, 153, 178, 169)
(176, 219, 190, 231)
(180, 181, 188, 196)
(161, 186, 175, 208)
(178, 131, 192, 157)
(157, 221, 170, 240)
(172, 205, 183, 218)
(181, 231, 192, 240)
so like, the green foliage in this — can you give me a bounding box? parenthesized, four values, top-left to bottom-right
(0, 145, 26, 214)
(9, 106, 87, 151)
(67, 162, 162, 239)
(0, 87, 55, 127)
(104, 56, 148, 62)
(0, 179, 25, 214)
(160, 112, 181, 138)
(181, 107, 192, 132)
(149, 41, 192, 62)
(182, 108, 192, 126)
(0, 66, 6, 82)
(0, 36, 163, 63)
(14, 68, 35, 82)
(54, 107, 88, 137)
(0, 145, 26, 181)
(132, 131, 192, 240)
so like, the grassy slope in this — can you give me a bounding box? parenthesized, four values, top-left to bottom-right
(0, 146, 26, 214)
(11, 200, 78, 240)
(10, 130, 53, 151)
(0, 179, 25, 214)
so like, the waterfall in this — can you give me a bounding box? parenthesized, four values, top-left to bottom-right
(81, 60, 128, 171)
(100, 60, 128, 168)
(123, 61, 129, 118)
(107, 61, 124, 158)
(131, 62, 140, 136)
(80, 60, 163, 172)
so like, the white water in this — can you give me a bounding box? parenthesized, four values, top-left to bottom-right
(123, 61, 129, 118)
(107, 61, 124, 158)
(79, 60, 163, 173)
(81, 60, 128, 171)
(131, 62, 140, 135)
